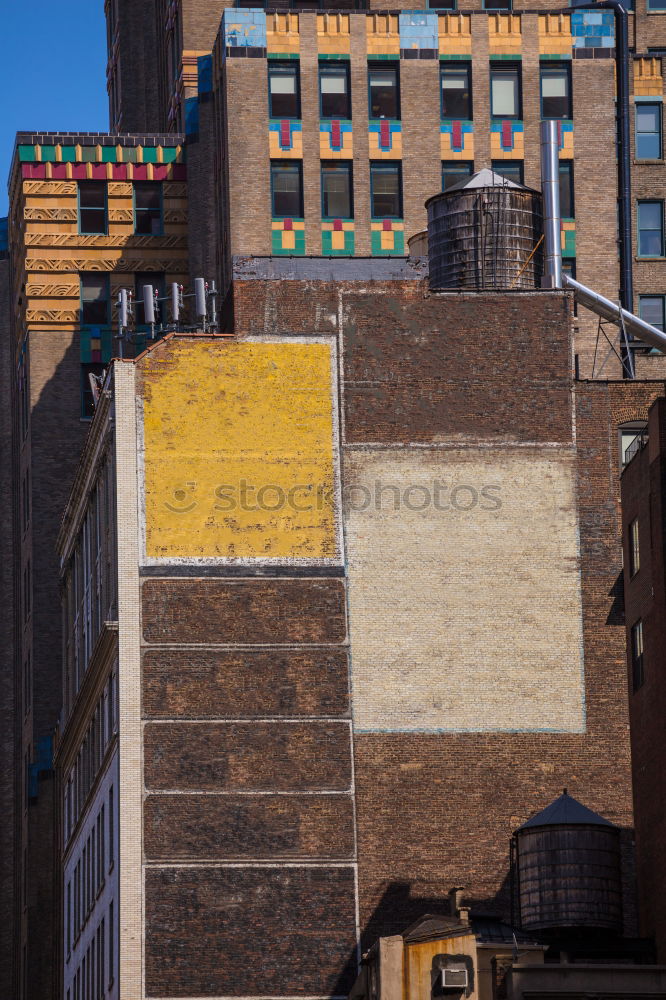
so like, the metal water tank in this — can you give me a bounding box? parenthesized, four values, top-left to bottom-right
(426, 168, 543, 291)
(514, 792, 622, 932)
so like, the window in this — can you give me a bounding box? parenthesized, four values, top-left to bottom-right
(321, 162, 353, 218)
(631, 620, 644, 691)
(370, 162, 402, 218)
(636, 103, 662, 159)
(440, 64, 472, 119)
(270, 161, 303, 217)
(648, 0, 666, 11)
(491, 160, 523, 185)
(559, 161, 574, 218)
(135, 272, 166, 327)
(78, 183, 107, 235)
(628, 517, 640, 577)
(368, 64, 400, 119)
(268, 62, 300, 119)
(442, 161, 473, 190)
(484, 0, 511, 10)
(80, 274, 110, 327)
(490, 63, 521, 119)
(540, 64, 571, 119)
(620, 423, 647, 467)
(427, 0, 456, 9)
(639, 294, 665, 330)
(108, 786, 114, 870)
(638, 201, 664, 257)
(134, 183, 163, 235)
(319, 62, 351, 119)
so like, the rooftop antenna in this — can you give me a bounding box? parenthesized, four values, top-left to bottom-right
(194, 277, 207, 331)
(116, 287, 133, 358)
(142, 283, 158, 339)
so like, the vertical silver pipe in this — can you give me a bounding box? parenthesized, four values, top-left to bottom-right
(540, 119, 562, 289)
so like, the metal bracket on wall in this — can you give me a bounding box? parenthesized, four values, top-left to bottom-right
(591, 309, 635, 380)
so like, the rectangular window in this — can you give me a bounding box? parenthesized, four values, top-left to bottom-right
(620, 424, 647, 467)
(485, 0, 511, 10)
(81, 363, 106, 420)
(427, 0, 456, 9)
(368, 63, 400, 119)
(78, 182, 107, 235)
(440, 63, 472, 119)
(490, 63, 521, 119)
(540, 63, 571, 119)
(559, 161, 574, 218)
(628, 517, 640, 577)
(648, 0, 666, 11)
(108, 901, 114, 986)
(631, 619, 644, 690)
(80, 274, 110, 327)
(491, 160, 523, 185)
(636, 103, 662, 159)
(442, 161, 473, 190)
(639, 294, 665, 330)
(319, 62, 351, 119)
(638, 201, 664, 257)
(134, 182, 163, 235)
(370, 162, 402, 218)
(108, 786, 114, 870)
(270, 161, 303, 218)
(269, 62, 300, 119)
(321, 162, 353, 218)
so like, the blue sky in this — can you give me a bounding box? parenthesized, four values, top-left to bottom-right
(0, 0, 108, 215)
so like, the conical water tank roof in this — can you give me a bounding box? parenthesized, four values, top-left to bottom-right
(426, 169, 543, 291)
(514, 792, 622, 933)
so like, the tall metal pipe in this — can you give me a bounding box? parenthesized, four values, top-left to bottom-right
(540, 120, 563, 290)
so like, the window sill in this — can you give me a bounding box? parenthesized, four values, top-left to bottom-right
(636, 255, 666, 261)
(634, 158, 664, 165)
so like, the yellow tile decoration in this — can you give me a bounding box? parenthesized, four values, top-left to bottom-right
(317, 13, 350, 55)
(634, 57, 663, 97)
(438, 14, 472, 57)
(366, 13, 400, 56)
(488, 13, 522, 55)
(538, 13, 572, 56)
(267, 12, 300, 55)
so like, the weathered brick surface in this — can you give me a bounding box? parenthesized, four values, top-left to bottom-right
(145, 866, 358, 997)
(141, 577, 347, 644)
(143, 647, 350, 718)
(144, 793, 355, 859)
(144, 721, 353, 791)
(621, 396, 666, 958)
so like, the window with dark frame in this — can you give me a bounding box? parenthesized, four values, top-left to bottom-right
(80, 274, 110, 327)
(78, 182, 107, 235)
(620, 423, 648, 467)
(639, 294, 665, 331)
(321, 162, 353, 218)
(491, 160, 523, 185)
(442, 161, 473, 190)
(540, 63, 571, 119)
(628, 517, 640, 577)
(440, 63, 472, 119)
(559, 160, 574, 218)
(638, 200, 664, 257)
(319, 62, 351, 119)
(636, 102, 662, 159)
(484, 0, 512, 11)
(269, 62, 301, 119)
(490, 63, 521, 119)
(271, 161, 304, 217)
(427, 0, 456, 9)
(133, 182, 163, 235)
(631, 619, 644, 690)
(370, 162, 402, 218)
(368, 63, 400, 119)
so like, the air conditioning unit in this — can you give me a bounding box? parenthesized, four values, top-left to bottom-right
(441, 968, 468, 991)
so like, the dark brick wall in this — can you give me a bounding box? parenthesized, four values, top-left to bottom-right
(145, 866, 358, 997)
(144, 721, 352, 791)
(144, 793, 355, 860)
(143, 647, 350, 718)
(116, 0, 161, 131)
(141, 577, 347, 643)
(621, 396, 666, 958)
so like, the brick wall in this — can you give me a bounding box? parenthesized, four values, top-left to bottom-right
(620, 396, 666, 957)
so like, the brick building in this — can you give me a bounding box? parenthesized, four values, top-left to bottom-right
(620, 396, 666, 960)
(3, 0, 666, 996)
